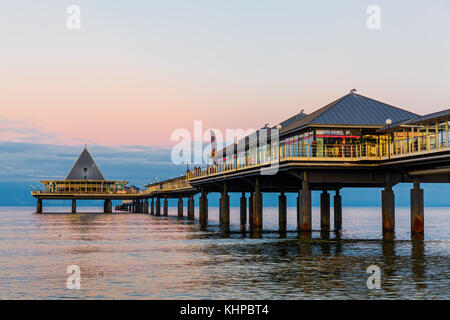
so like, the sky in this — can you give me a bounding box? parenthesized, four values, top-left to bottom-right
(0, 1, 449, 205)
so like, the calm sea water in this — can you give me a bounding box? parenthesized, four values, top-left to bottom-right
(0, 206, 448, 299)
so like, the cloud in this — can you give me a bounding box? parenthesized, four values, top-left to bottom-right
(0, 141, 183, 187)
(0, 116, 93, 145)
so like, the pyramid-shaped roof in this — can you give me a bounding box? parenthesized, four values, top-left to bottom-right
(66, 147, 105, 180)
(281, 92, 420, 134)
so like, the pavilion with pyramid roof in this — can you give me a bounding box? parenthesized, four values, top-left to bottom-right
(33, 147, 128, 213)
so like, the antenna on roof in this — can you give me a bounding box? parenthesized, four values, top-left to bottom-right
(350, 88, 357, 94)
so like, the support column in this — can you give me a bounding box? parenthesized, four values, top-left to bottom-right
(144, 198, 149, 214)
(220, 184, 230, 230)
(253, 178, 263, 231)
(299, 175, 312, 232)
(411, 181, 424, 234)
(155, 198, 161, 216)
(248, 192, 254, 227)
(72, 199, 76, 214)
(163, 197, 168, 216)
(320, 190, 330, 231)
(150, 198, 155, 215)
(132, 200, 136, 213)
(36, 199, 42, 213)
(199, 188, 208, 223)
(382, 184, 395, 232)
(240, 192, 247, 225)
(178, 197, 183, 217)
(279, 191, 287, 233)
(334, 189, 342, 231)
(105, 199, 112, 213)
(188, 195, 195, 219)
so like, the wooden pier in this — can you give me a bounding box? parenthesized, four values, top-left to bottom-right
(31, 92, 450, 237)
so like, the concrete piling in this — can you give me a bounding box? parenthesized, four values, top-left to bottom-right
(382, 184, 395, 232)
(411, 181, 424, 234)
(72, 199, 76, 214)
(150, 198, 155, 215)
(155, 197, 161, 216)
(299, 178, 312, 232)
(248, 192, 254, 228)
(36, 199, 42, 213)
(220, 184, 230, 231)
(320, 190, 330, 231)
(253, 179, 263, 231)
(163, 197, 168, 216)
(199, 189, 208, 223)
(178, 197, 183, 217)
(240, 192, 247, 225)
(334, 189, 342, 230)
(144, 198, 149, 214)
(279, 191, 287, 233)
(188, 196, 195, 219)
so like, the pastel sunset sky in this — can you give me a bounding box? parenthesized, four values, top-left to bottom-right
(1, 0, 449, 147)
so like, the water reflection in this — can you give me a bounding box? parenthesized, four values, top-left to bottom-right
(0, 207, 448, 299)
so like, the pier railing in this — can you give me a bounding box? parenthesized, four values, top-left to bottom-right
(188, 135, 450, 180)
(143, 176, 191, 194)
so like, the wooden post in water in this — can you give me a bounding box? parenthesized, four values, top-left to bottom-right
(410, 181, 424, 234)
(150, 198, 154, 215)
(72, 199, 76, 214)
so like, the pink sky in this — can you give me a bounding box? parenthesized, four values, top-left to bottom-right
(1, 1, 449, 146)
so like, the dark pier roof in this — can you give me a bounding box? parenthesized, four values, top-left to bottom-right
(281, 92, 419, 134)
(66, 147, 105, 180)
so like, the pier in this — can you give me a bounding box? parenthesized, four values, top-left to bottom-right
(31, 92, 450, 237)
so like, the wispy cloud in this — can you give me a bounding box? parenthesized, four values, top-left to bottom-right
(0, 116, 94, 145)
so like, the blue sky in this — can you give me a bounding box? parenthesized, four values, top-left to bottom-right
(1, 1, 449, 206)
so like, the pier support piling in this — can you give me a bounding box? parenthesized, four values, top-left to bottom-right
(253, 179, 263, 231)
(240, 192, 247, 225)
(411, 181, 424, 234)
(220, 184, 230, 231)
(199, 188, 208, 223)
(36, 199, 42, 213)
(279, 191, 287, 233)
(334, 189, 342, 231)
(299, 174, 312, 232)
(144, 198, 149, 214)
(163, 197, 168, 216)
(320, 190, 330, 231)
(104, 199, 112, 213)
(248, 192, 254, 228)
(155, 198, 161, 216)
(72, 199, 76, 214)
(188, 196, 195, 219)
(178, 197, 183, 217)
(150, 198, 154, 215)
(382, 184, 395, 232)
